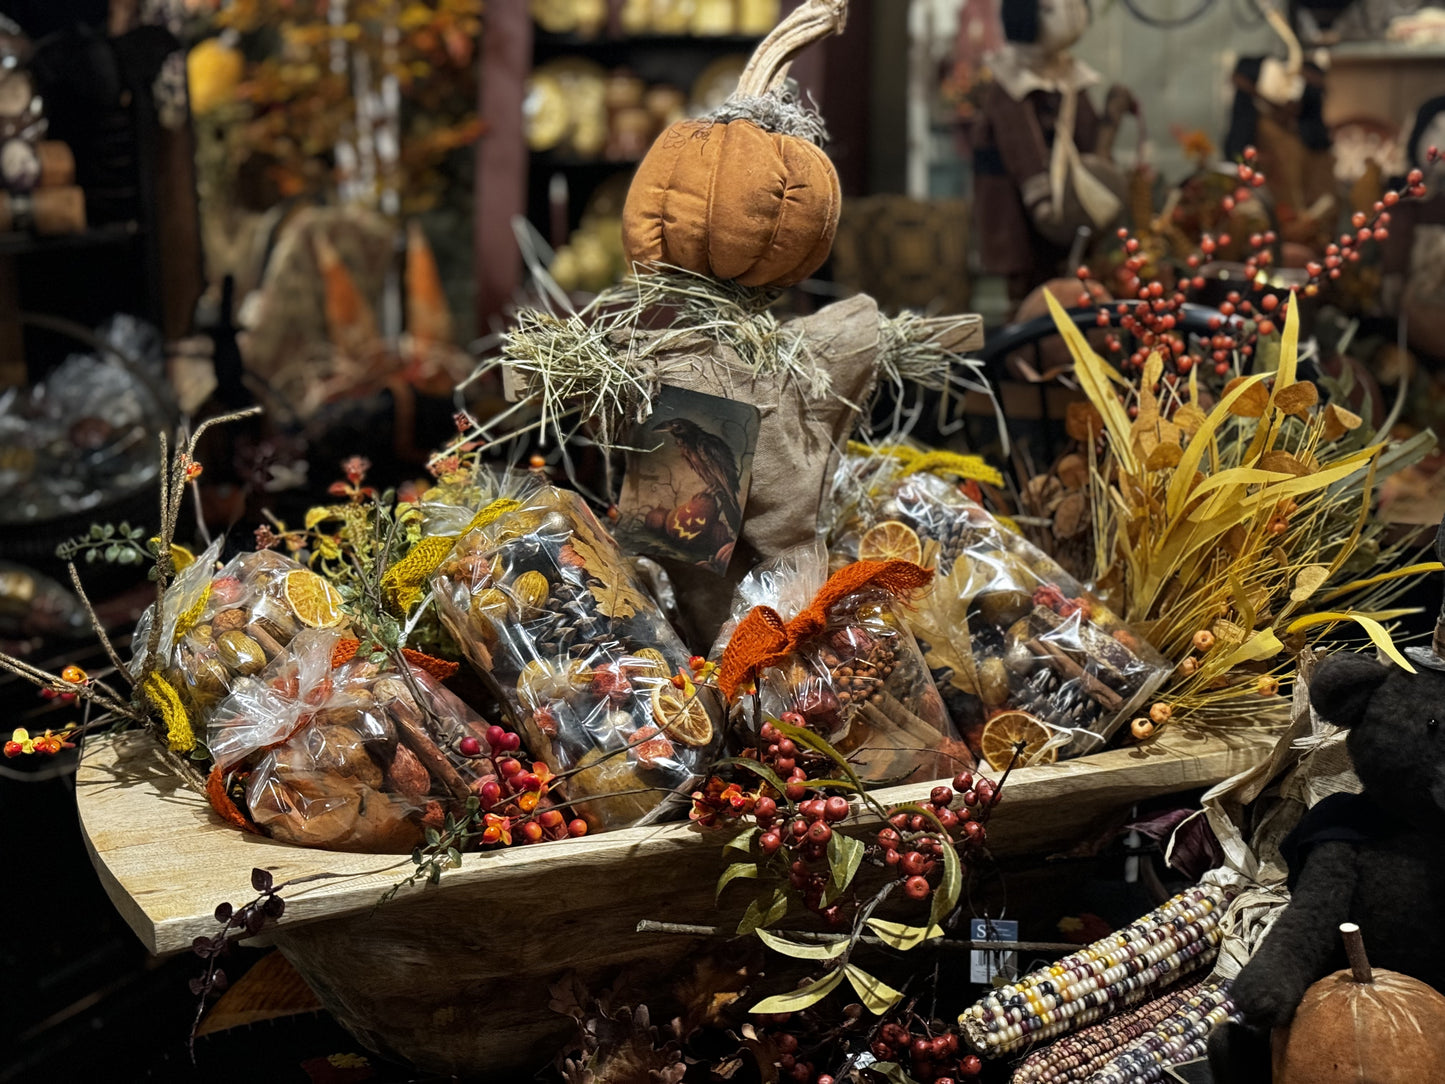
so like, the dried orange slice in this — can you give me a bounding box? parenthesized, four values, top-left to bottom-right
(980, 710, 1058, 772)
(283, 569, 345, 628)
(858, 520, 923, 565)
(651, 685, 713, 747)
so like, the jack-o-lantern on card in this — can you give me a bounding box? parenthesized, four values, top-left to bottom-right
(614, 386, 759, 575)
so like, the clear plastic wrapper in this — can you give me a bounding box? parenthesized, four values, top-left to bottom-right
(432, 485, 721, 832)
(713, 540, 968, 783)
(208, 627, 495, 853)
(137, 546, 354, 727)
(0, 316, 171, 524)
(832, 463, 1169, 764)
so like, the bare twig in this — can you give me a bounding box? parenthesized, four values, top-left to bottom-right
(67, 561, 130, 682)
(634, 920, 1080, 954)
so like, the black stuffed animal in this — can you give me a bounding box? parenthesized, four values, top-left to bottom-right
(1208, 650, 1445, 1081)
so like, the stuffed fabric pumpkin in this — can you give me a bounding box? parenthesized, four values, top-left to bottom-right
(621, 0, 846, 288)
(1273, 924, 1445, 1084)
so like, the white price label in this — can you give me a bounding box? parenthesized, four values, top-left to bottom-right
(969, 918, 1019, 984)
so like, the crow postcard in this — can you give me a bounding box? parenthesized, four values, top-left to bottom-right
(615, 385, 759, 574)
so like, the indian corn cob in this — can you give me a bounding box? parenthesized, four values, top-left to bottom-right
(1080, 981, 1237, 1084)
(959, 884, 1233, 1057)
(1012, 980, 1207, 1083)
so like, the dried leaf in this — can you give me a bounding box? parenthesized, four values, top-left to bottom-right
(1145, 442, 1183, 471)
(1291, 565, 1330, 602)
(1223, 525, 1248, 556)
(844, 965, 905, 1015)
(1322, 402, 1363, 442)
(755, 928, 848, 961)
(1223, 377, 1270, 417)
(1274, 380, 1318, 416)
(1053, 491, 1091, 538)
(1258, 451, 1313, 477)
(1286, 611, 1417, 673)
(1166, 372, 1271, 520)
(1317, 561, 1445, 604)
(1174, 403, 1207, 435)
(1045, 291, 1138, 474)
(865, 919, 946, 951)
(1056, 453, 1089, 489)
(1066, 400, 1105, 443)
(749, 968, 845, 1014)
(1213, 628, 1285, 669)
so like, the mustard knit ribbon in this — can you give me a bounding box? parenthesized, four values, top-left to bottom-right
(381, 497, 522, 613)
(144, 672, 195, 753)
(847, 442, 1004, 487)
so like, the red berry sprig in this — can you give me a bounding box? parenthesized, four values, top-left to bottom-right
(1073, 145, 1430, 390)
(451, 722, 586, 846)
(869, 1020, 983, 1083)
(875, 771, 998, 903)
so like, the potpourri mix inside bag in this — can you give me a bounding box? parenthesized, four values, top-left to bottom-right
(432, 485, 721, 831)
(715, 540, 969, 783)
(207, 627, 514, 852)
(133, 544, 355, 729)
(832, 459, 1169, 766)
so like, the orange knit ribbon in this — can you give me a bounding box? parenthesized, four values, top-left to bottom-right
(206, 765, 260, 834)
(331, 638, 461, 681)
(718, 560, 934, 700)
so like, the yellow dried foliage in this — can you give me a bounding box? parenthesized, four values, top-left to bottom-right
(1042, 291, 1437, 718)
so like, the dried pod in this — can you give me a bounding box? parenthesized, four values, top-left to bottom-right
(976, 590, 1033, 628)
(212, 608, 249, 633)
(384, 742, 431, 802)
(978, 657, 1011, 707)
(373, 676, 418, 713)
(1149, 702, 1174, 725)
(1192, 630, 1216, 652)
(216, 631, 267, 676)
(1052, 491, 1091, 539)
(1003, 640, 1037, 676)
(1257, 675, 1280, 696)
(511, 570, 551, 613)
(313, 726, 384, 788)
(1056, 453, 1089, 490)
(185, 650, 230, 697)
(539, 511, 572, 537)
(1131, 717, 1155, 740)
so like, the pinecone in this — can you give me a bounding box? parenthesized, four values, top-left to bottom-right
(1012, 668, 1102, 733)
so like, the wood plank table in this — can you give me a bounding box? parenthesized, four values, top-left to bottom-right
(78, 727, 1274, 1075)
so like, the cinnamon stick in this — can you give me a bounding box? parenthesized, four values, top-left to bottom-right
(389, 700, 473, 801)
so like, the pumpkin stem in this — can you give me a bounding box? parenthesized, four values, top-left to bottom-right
(1340, 922, 1373, 984)
(736, 0, 849, 98)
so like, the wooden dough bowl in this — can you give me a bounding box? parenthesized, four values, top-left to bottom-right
(78, 728, 1271, 1075)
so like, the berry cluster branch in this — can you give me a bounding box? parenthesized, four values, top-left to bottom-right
(1071, 146, 1437, 400)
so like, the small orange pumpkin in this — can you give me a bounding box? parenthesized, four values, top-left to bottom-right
(1273, 923, 1445, 1083)
(621, 0, 847, 288)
